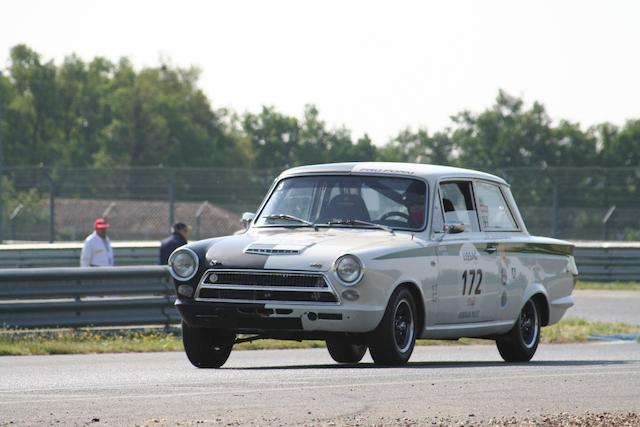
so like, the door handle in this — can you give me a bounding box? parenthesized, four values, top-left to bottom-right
(484, 244, 498, 254)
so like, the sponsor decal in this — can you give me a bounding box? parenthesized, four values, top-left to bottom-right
(500, 267, 508, 286)
(460, 243, 480, 264)
(458, 310, 480, 319)
(358, 168, 416, 175)
(500, 291, 508, 307)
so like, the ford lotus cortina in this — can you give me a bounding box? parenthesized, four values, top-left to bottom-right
(169, 163, 576, 368)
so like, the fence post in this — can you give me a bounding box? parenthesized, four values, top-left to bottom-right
(48, 170, 56, 243)
(9, 204, 23, 241)
(552, 179, 559, 238)
(0, 72, 4, 244)
(195, 201, 210, 240)
(168, 168, 175, 230)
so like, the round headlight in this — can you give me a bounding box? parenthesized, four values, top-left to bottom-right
(169, 248, 199, 281)
(334, 255, 363, 285)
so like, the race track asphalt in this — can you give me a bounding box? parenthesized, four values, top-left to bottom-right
(570, 290, 640, 325)
(1, 342, 639, 426)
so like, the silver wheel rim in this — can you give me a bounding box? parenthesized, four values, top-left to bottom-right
(520, 300, 539, 349)
(393, 298, 415, 353)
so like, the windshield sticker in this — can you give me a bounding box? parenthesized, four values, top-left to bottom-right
(479, 204, 489, 228)
(358, 168, 415, 175)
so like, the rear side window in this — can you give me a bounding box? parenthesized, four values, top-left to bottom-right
(439, 181, 480, 232)
(474, 182, 518, 230)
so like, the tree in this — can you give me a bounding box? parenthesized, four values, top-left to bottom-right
(378, 128, 454, 165)
(242, 106, 300, 168)
(4, 45, 59, 166)
(450, 90, 598, 170)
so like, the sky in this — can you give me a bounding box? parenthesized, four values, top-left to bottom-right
(1, 0, 638, 144)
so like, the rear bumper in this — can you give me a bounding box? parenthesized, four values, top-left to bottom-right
(176, 298, 384, 334)
(548, 294, 575, 325)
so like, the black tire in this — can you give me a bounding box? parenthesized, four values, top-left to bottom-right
(326, 338, 367, 363)
(496, 298, 541, 362)
(368, 287, 417, 366)
(182, 321, 235, 368)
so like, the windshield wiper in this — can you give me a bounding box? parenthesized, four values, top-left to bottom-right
(265, 214, 318, 230)
(326, 219, 394, 235)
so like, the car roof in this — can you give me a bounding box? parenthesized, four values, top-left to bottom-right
(278, 162, 508, 185)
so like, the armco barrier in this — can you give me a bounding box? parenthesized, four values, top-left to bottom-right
(0, 242, 159, 268)
(2, 241, 640, 282)
(0, 266, 179, 329)
(0, 241, 639, 330)
(573, 242, 640, 282)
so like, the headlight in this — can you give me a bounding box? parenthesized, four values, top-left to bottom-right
(334, 255, 363, 285)
(169, 248, 199, 281)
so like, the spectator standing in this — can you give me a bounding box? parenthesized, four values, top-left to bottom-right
(160, 222, 189, 264)
(80, 218, 114, 267)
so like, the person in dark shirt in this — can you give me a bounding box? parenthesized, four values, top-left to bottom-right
(160, 222, 189, 264)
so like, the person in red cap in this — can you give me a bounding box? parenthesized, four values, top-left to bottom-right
(80, 218, 114, 267)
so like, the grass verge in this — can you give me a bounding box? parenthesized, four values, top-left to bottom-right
(1, 318, 637, 356)
(575, 280, 640, 291)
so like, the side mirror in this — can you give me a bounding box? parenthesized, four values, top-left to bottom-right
(444, 221, 465, 234)
(241, 212, 256, 230)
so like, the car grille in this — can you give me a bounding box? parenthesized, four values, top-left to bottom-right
(195, 270, 339, 304)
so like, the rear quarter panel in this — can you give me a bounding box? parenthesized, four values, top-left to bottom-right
(496, 237, 576, 326)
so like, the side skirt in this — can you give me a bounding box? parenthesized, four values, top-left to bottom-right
(422, 320, 514, 339)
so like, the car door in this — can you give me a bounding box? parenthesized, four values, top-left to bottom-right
(473, 181, 524, 321)
(434, 180, 501, 325)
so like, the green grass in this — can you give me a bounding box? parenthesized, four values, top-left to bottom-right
(575, 280, 640, 291)
(541, 318, 639, 343)
(1, 318, 638, 356)
(0, 329, 183, 356)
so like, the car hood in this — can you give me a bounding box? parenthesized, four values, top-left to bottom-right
(202, 227, 417, 272)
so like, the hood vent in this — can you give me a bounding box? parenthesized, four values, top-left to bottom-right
(244, 243, 305, 256)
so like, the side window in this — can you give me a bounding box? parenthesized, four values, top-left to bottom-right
(431, 188, 445, 233)
(474, 182, 518, 230)
(439, 181, 480, 232)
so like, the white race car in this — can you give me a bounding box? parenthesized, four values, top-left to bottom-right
(169, 162, 577, 367)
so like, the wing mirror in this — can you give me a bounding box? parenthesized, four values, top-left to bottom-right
(241, 212, 256, 230)
(444, 221, 465, 234)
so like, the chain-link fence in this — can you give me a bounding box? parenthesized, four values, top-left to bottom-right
(498, 167, 640, 241)
(0, 166, 638, 242)
(0, 166, 279, 242)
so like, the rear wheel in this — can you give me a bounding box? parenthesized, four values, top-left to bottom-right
(368, 288, 417, 366)
(326, 338, 367, 363)
(496, 298, 541, 362)
(182, 321, 235, 368)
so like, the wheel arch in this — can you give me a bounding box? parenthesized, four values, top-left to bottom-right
(530, 293, 550, 327)
(522, 282, 550, 327)
(394, 281, 426, 334)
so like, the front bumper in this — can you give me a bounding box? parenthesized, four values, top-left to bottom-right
(176, 298, 384, 334)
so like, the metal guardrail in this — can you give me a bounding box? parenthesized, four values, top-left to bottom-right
(0, 266, 179, 329)
(0, 242, 159, 268)
(0, 241, 639, 329)
(573, 242, 640, 282)
(2, 241, 640, 282)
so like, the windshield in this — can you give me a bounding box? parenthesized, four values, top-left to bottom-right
(255, 175, 428, 231)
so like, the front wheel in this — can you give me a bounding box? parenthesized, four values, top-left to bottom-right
(182, 321, 235, 368)
(326, 338, 367, 363)
(368, 287, 417, 366)
(496, 298, 541, 362)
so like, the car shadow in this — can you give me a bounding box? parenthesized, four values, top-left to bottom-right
(228, 359, 634, 370)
